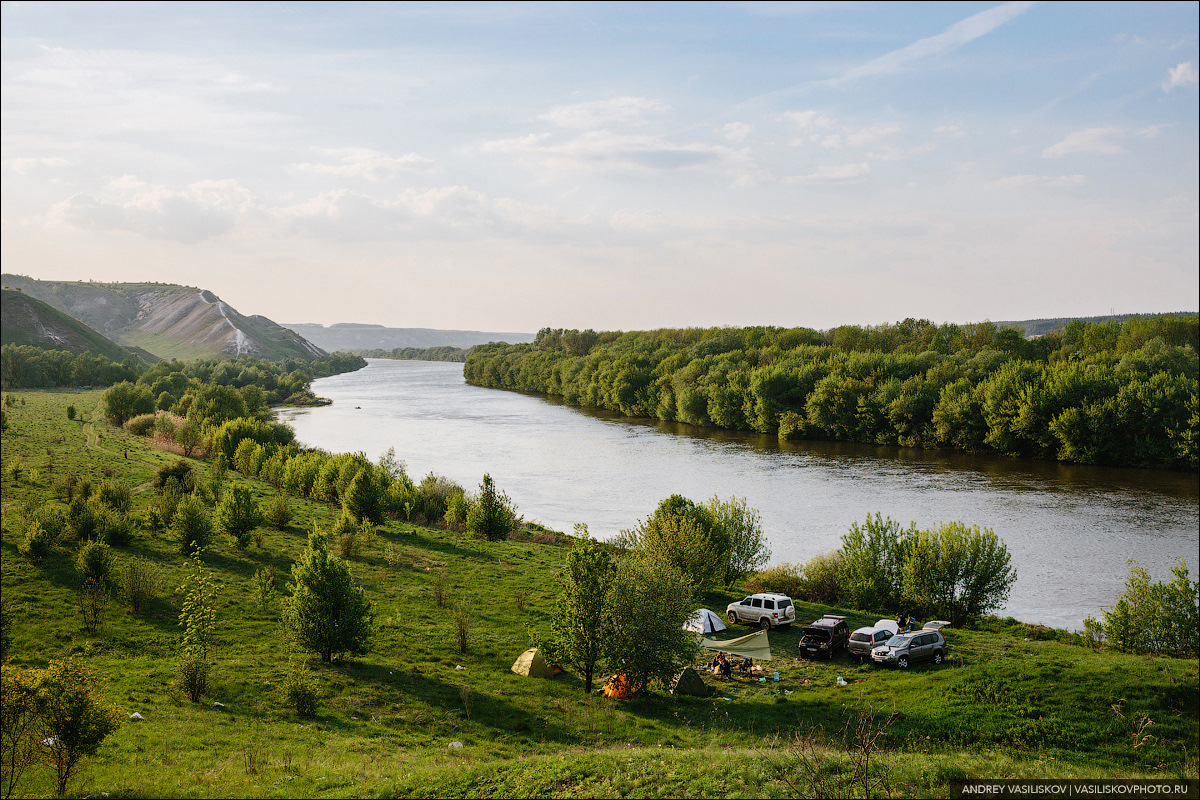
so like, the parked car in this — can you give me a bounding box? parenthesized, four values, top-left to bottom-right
(870, 628, 948, 669)
(726, 593, 795, 630)
(799, 615, 850, 660)
(848, 619, 899, 662)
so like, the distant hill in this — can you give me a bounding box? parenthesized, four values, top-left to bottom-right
(1, 275, 327, 362)
(992, 312, 1198, 338)
(1, 289, 145, 363)
(282, 322, 535, 353)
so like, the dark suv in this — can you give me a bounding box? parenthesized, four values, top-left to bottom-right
(799, 615, 850, 660)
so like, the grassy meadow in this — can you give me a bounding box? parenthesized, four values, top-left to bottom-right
(1, 389, 1197, 798)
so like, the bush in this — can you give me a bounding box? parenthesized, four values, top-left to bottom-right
(79, 578, 109, 634)
(93, 480, 132, 514)
(97, 508, 135, 547)
(122, 413, 157, 437)
(1095, 559, 1198, 658)
(466, 474, 520, 541)
(216, 484, 263, 548)
(76, 540, 115, 591)
(281, 664, 319, 718)
(18, 522, 52, 565)
(121, 558, 162, 616)
(264, 493, 294, 530)
(176, 655, 209, 703)
(416, 473, 462, 523)
(282, 531, 375, 663)
(173, 496, 214, 556)
(154, 460, 195, 493)
(29, 655, 122, 797)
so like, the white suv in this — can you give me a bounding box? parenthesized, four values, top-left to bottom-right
(726, 593, 795, 630)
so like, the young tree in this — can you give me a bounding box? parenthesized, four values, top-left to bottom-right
(900, 522, 1016, 626)
(1, 669, 39, 799)
(551, 536, 615, 694)
(603, 553, 697, 693)
(625, 495, 731, 592)
(705, 495, 771, 585)
(282, 531, 375, 663)
(173, 496, 213, 556)
(30, 656, 122, 797)
(466, 473, 519, 540)
(216, 484, 263, 548)
(839, 514, 913, 612)
(342, 469, 383, 525)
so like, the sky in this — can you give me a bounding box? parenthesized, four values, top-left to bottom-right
(2, 1, 1197, 333)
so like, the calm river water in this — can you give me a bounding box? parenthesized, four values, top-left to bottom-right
(278, 359, 1199, 631)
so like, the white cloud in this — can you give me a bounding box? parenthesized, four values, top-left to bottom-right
(782, 110, 835, 133)
(3, 156, 71, 174)
(538, 96, 669, 129)
(994, 174, 1086, 189)
(782, 162, 870, 185)
(1163, 61, 1198, 91)
(837, 1, 1036, 83)
(716, 122, 754, 143)
(846, 124, 902, 148)
(50, 177, 253, 243)
(295, 149, 440, 181)
(481, 129, 750, 177)
(1042, 128, 1125, 158)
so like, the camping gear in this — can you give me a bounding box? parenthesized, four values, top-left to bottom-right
(683, 608, 727, 634)
(670, 667, 714, 697)
(510, 648, 556, 679)
(603, 673, 639, 698)
(697, 629, 773, 661)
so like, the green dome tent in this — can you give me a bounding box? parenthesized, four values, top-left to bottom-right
(510, 648, 556, 679)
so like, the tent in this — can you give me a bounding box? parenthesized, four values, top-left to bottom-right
(697, 630, 773, 661)
(603, 673, 639, 698)
(683, 608, 727, 634)
(670, 667, 713, 697)
(510, 648, 556, 679)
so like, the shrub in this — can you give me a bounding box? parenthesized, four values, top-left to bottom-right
(29, 655, 122, 797)
(0, 668, 39, 798)
(264, 493, 294, 530)
(153, 413, 177, 440)
(18, 523, 52, 565)
(216, 484, 263, 548)
(154, 460, 195, 493)
(254, 565, 277, 611)
(120, 558, 162, 616)
(78, 578, 109, 634)
(122, 413, 157, 437)
(745, 563, 805, 599)
(97, 508, 135, 547)
(416, 473, 462, 523)
(1096, 559, 1198, 658)
(444, 490, 471, 530)
(66, 405, 76, 421)
(466, 474, 520, 541)
(76, 540, 115, 591)
(282, 531, 375, 663)
(173, 496, 214, 556)
(176, 655, 209, 703)
(281, 664, 319, 718)
(25, 503, 66, 543)
(93, 480, 132, 513)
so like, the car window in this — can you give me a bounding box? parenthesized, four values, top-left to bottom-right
(851, 633, 870, 642)
(778, 599, 792, 608)
(885, 635, 910, 647)
(742, 597, 752, 605)
(751, 598, 762, 608)
(764, 600, 775, 610)
(874, 631, 891, 642)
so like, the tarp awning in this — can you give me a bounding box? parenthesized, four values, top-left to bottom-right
(698, 630, 772, 661)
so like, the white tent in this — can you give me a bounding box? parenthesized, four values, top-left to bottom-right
(683, 608, 727, 634)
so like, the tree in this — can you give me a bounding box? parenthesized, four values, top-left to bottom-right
(342, 468, 383, 525)
(466, 473, 519, 540)
(173, 496, 214, 556)
(1098, 559, 1199, 658)
(551, 536, 615, 694)
(1, 669, 38, 799)
(839, 514, 912, 612)
(282, 531, 375, 663)
(603, 553, 697, 693)
(30, 656, 122, 797)
(216, 484, 263, 548)
(624, 495, 731, 592)
(705, 495, 770, 585)
(101, 381, 154, 426)
(900, 522, 1016, 626)
(175, 420, 202, 457)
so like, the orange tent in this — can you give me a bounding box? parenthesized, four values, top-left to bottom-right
(602, 673, 639, 698)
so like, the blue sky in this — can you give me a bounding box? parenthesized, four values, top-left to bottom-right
(2, 1, 1196, 332)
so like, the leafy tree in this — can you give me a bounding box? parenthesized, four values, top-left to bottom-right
(282, 531, 375, 663)
(1, 668, 39, 799)
(466, 473, 520, 540)
(839, 514, 912, 612)
(216, 484, 263, 548)
(30, 655, 122, 797)
(343, 468, 383, 525)
(900, 522, 1016, 626)
(623, 495, 731, 591)
(264, 493, 294, 530)
(178, 551, 217, 660)
(175, 419, 203, 457)
(603, 553, 697, 693)
(705, 495, 770, 585)
(101, 381, 154, 426)
(1097, 559, 1199, 658)
(551, 536, 615, 694)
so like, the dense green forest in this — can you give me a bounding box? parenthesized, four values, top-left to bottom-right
(464, 316, 1199, 470)
(355, 345, 473, 362)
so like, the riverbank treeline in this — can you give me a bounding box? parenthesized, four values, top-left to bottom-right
(355, 345, 472, 362)
(464, 316, 1199, 470)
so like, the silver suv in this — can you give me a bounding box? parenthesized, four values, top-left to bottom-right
(848, 619, 899, 662)
(870, 628, 947, 669)
(726, 593, 795, 630)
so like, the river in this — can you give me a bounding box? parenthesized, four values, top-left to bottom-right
(277, 358, 1199, 632)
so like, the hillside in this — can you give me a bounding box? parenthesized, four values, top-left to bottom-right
(1, 289, 143, 364)
(283, 322, 535, 352)
(1, 275, 326, 362)
(994, 311, 1199, 338)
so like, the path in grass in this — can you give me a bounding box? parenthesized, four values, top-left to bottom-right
(82, 397, 155, 494)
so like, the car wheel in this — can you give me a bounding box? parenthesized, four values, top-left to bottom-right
(897, 656, 909, 669)
(728, 611, 738, 625)
(759, 617, 772, 630)
(933, 651, 944, 665)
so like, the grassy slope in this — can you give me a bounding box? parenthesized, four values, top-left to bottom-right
(1, 290, 137, 363)
(0, 390, 1197, 798)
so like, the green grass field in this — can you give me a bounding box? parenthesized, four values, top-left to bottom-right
(1, 389, 1197, 798)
